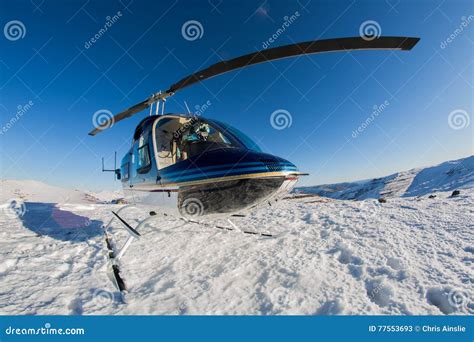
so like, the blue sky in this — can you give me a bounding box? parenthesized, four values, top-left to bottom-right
(0, 0, 472, 191)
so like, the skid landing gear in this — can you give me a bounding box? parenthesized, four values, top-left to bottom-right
(184, 218, 276, 238)
(102, 207, 280, 301)
(102, 205, 162, 302)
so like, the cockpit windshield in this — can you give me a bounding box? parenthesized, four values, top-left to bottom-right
(154, 116, 263, 169)
(155, 116, 247, 169)
(211, 120, 262, 152)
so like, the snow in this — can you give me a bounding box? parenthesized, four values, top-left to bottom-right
(0, 156, 473, 315)
(92, 190, 125, 203)
(0, 179, 123, 204)
(297, 155, 474, 200)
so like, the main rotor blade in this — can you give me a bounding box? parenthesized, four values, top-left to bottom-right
(166, 36, 419, 93)
(89, 36, 419, 136)
(88, 99, 149, 136)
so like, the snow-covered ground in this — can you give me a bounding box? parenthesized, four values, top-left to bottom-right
(0, 174, 472, 315)
(0, 179, 122, 204)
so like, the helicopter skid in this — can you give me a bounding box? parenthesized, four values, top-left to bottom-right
(101, 202, 289, 297)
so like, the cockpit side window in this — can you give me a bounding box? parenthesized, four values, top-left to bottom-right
(155, 118, 181, 170)
(121, 162, 130, 181)
(137, 130, 152, 174)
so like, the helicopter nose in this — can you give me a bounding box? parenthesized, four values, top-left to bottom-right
(257, 155, 298, 173)
(175, 148, 300, 218)
(185, 147, 299, 179)
(158, 148, 298, 185)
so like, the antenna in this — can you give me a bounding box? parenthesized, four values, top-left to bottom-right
(102, 151, 121, 180)
(184, 101, 191, 114)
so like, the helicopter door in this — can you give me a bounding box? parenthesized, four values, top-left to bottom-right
(128, 125, 154, 200)
(155, 117, 189, 169)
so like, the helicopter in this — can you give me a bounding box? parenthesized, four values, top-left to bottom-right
(89, 36, 419, 295)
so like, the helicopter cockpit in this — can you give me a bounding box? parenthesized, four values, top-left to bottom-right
(154, 116, 261, 170)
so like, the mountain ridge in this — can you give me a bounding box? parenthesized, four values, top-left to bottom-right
(296, 155, 474, 200)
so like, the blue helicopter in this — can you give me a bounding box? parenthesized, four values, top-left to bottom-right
(89, 36, 419, 294)
(90, 36, 419, 221)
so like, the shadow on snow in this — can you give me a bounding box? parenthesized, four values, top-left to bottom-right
(19, 202, 103, 242)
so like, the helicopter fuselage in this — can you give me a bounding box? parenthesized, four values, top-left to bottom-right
(118, 114, 304, 219)
(90, 37, 420, 220)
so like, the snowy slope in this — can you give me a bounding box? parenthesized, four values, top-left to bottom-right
(0, 179, 122, 204)
(0, 188, 472, 315)
(297, 155, 474, 200)
(92, 190, 126, 203)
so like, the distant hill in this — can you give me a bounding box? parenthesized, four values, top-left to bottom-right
(296, 155, 474, 200)
(0, 179, 123, 204)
